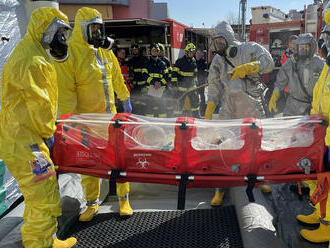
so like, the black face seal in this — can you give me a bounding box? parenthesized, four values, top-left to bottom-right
(41, 17, 72, 62)
(49, 30, 69, 62)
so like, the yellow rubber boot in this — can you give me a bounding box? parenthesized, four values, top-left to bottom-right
(205, 101, 216, 120)
(183, 96, 191, 111)
(79, 205, 99, 222)
(119, 198, 133, 216)
(210, 189, 225, 206)
(117, 182, 133, 216)
(260, 184, 272, 193)
(296, 208, 320, 225)
(300, 222, 330, 243)
(52, 237, 77, 248)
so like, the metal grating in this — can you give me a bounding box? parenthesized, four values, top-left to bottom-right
(66, 206, 243, 248)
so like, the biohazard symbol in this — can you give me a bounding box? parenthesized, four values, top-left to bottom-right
(136, 158, 150, 169)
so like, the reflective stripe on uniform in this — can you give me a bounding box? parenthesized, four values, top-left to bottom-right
(178, 70, 194, 77)
(95, 50, 111, 113)
(161, 78, 167, 85)
(137, 81, 147, 85)
(149, 73, 162, 78)
(177, 86, 196, 92)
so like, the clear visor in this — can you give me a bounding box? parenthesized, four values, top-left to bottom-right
(297, 44, 310, 57)
(81, 17, 104, 43)
(213, 37, 227, 52)
(41, 18, 72, 48)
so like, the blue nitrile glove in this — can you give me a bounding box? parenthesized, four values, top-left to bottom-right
(43, 135, 54, 151)
(123, 98, 132, 113)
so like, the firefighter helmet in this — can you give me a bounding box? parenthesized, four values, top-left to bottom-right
(131, 43, 139, 49)
(185, 43, 196, 52)
(158, 43, 165, 51)
(150, 43, 160, 51)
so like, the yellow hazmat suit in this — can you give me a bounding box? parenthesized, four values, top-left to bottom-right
(55, 7, 132, 219)
(0, 7, 75, 248)
(296, 64, 330, 243)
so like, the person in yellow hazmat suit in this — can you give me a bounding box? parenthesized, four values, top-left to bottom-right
(0, 7, 77, 248)
(55, 7, 133, 222)
(295, 3, 330, 243)
(205, 21, 274, 206)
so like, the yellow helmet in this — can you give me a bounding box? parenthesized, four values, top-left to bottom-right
(158, 43, 165, 51)
(185, 43, 196, 52)
(324, 2, 330, 25)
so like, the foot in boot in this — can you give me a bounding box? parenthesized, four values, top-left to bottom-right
(79, 205, 99, 222)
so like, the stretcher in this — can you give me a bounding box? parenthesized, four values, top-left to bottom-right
(52, 113, 330, 209)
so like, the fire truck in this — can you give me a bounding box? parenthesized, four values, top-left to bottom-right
(249, 3, 324, 69)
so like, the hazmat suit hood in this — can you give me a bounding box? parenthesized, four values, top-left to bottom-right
(56, 7, 129, 115)
(296, 33, 317, 61)
(71, 7, 103, 46)
(213, 21, 240, 46)
(27, 7, 69, 49)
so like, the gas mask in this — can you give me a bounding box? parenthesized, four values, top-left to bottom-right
(213, 38, 228, 56)
(41, 18, 72, 62)
(49, 30, 69, 62)
(297, 44, 311, 61)
(86, 17, 114, 49)
(318, 28, 330, 66)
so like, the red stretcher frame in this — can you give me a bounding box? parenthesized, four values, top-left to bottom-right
(52, 113, 329, 209)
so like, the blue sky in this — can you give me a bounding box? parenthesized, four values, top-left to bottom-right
(154, 0, 315, 28)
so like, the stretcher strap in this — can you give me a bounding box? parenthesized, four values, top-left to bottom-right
(245, 174, 257, 202)
(177, 174, 189, 210)
(109, 169, 121, 196)
(310, 172, 330, 219)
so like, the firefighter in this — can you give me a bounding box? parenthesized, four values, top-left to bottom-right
(171, 43, 200, 118)
(269, 33, 324, 116)
(280, 35, 298, 65)
(158, 43, 171, 69)
(128, 43, 149, 94)
(295, 3, 330, 243)
(116, 47, 131, 112)
(279, 35, 298, 98)
(205, 21, 275, 206)
(55, 7, 133, 222)
(127, 44, 150, 115)
(157, 43, 176, 117)
(143, 43, 168, 117)
(195, 48, 208, 116)
(0, 7, 77, 248)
